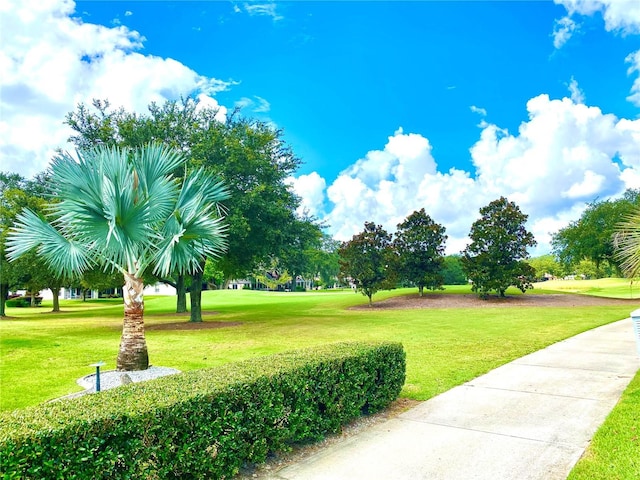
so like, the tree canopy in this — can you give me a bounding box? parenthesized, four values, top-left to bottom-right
(552, 189, 640, 277)
(442, 255, 467, 285)
(338, 222, 395, 306)
(65, 98, 313, 281)
(393, 209, 447, 296)
(462, 196, 536, 298)
(526, 254, 564, 280)
(0, 172, 64, 314)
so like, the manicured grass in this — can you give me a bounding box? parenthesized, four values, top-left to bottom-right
(1, 286, 634, 411)
(568, 369, 640, 480)
(534, 278, 640, 299)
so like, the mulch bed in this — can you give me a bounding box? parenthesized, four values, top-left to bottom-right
(351, 293, 640, 310)
(145, 311, 242, 331)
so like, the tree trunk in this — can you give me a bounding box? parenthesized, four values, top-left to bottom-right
(51, 287, 60, 312)
(176, 274, 187, 313)
(117, 273, 149, 371)
(189, 270, 203, 323)
(0, 282, 7, 317)
(30, 291, 36, 307)
(418, 285, 424, 297)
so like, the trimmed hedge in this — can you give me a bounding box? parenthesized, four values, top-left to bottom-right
(5, 297, 42, 308)
(0, 341, 405, 479)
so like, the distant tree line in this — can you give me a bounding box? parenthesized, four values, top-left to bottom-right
(550, 189, 640, 279)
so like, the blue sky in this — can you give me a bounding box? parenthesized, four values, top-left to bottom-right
(2, 0, 640, 253)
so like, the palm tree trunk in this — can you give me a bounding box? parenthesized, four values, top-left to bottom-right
(117, 273, 149, 371)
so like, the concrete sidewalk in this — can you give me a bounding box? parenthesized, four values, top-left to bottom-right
(273, 318, 640, 480)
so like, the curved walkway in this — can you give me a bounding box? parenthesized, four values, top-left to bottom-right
(273, 318, 640, 480)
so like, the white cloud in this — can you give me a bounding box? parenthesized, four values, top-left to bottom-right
(253, 96, 271, 113)
(287, 172, 327, 218)
(234, 95, 271, 113)
(553, 16, 578, 48)
(626, 50, 640, 106)
(554, 0, 640, 106)
(562, 170, 606, 198)
(124, 10, 132, 17)
(242, 3, 283, 21)
(295, 94, 640, 255)
(567, 76, 585, 103)
(0, 0, 232, 177)
(470, 105, 487, 116)
(556, 0, 640, 35)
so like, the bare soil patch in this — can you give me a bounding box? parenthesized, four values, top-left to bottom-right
(146, 313, 241, 331)
(351, 293, 639, 310)
(153, 310, 220, 317)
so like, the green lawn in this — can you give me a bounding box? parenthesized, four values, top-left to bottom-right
(1, 284, 639, 477)
(568, 369, 640, 480)
(534, 277, 640, 299)
(1, 286, 634, 411)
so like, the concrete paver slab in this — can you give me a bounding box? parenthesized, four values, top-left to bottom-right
(467, 363, 634, 399)
(399, 385, 614, 445)
(513, 350, 638, 372)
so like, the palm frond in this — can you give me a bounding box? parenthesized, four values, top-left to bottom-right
(614, 210, 640, 278)
(9, 144, 228, 281)
(6, 209, 93, 277)
(49, 146, 160, 272)
(152, 216, 227, 278)
(131, 143, 183, 223)
(175, 168, 230, 223)
(151, 169, 228, 277)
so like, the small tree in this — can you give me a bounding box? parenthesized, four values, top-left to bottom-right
(393, 209, 447, 296)
(7, 144, 228, 370)
(338, 222, 394, 306)
(462, 197, 536, 298)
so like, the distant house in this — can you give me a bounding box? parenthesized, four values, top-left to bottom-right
(27, 281, 175, 302)
(143, 282, 176, 296)
(37, 287, 98, 301)
(227, 280, 251, 290)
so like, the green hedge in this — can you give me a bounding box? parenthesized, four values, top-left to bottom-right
(5, 297, 42, 308)
(0, 341, 405, 479)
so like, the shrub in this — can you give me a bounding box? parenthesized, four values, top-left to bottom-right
(0, 341, 405, 479)
(5, 297, 41, 308)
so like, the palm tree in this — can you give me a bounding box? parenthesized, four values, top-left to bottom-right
(7, 144, 228, 371)
(614, 207, 640, 279)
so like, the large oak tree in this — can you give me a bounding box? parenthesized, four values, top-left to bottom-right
(65, 98, 317, 320)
